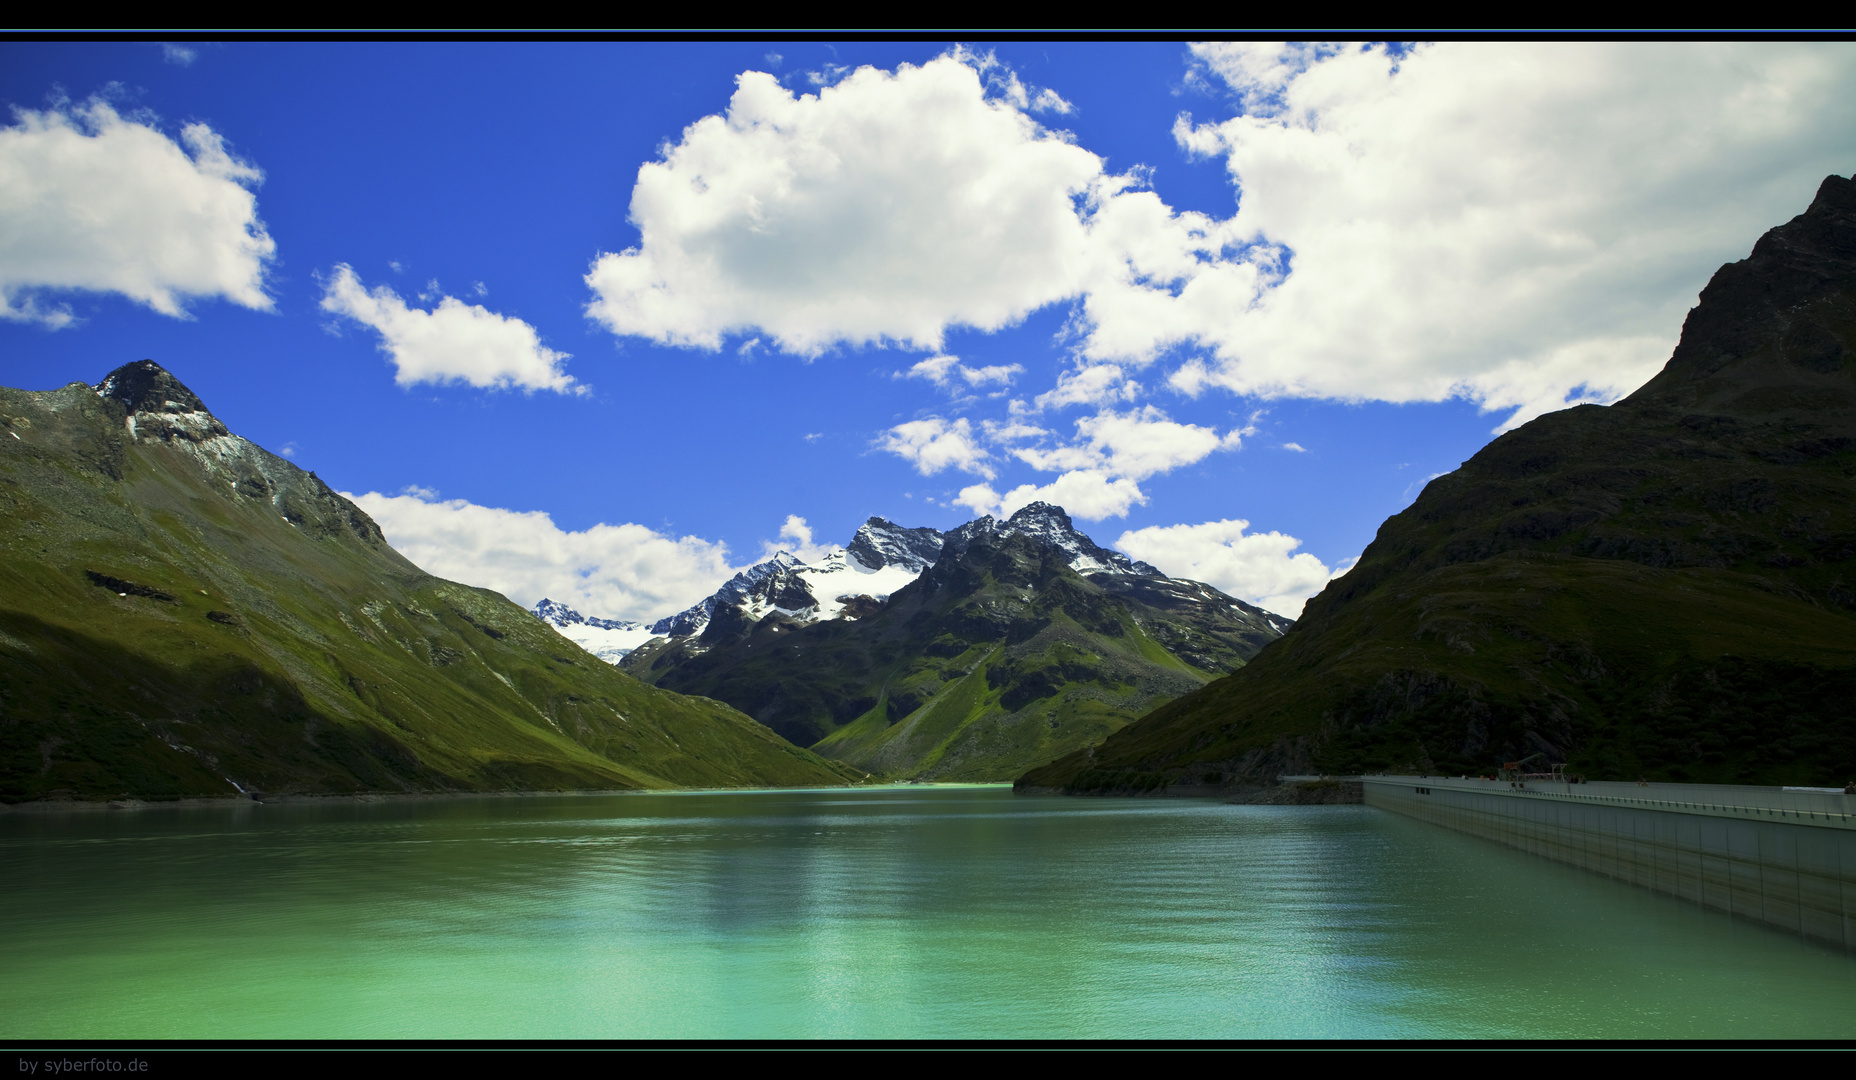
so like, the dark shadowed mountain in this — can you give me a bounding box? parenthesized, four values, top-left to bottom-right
(1021, 174, 1856, 795)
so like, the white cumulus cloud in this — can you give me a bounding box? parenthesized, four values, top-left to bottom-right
(321, 265, 578, 393)
(904, 355, 959, 384)
(762, 513, 837, 563)
(878, 417, 994, 479)
(0, 99, 274, 327)
(778, 514, 813, 547)
(900, 354, 1024, 392)
(1162, 40, 1856, 427)
(1034, 363, 1142, 410)
(1011, 406, 1239, 481)
(1116, 518, 1338, 619)
(584, 50, 1110, 355)
(349, 488, 741, 623)
(916, 405, 1245, 523)
(584, 43, 1856, 434)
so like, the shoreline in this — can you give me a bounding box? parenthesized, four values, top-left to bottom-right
(0, 780, 1010, 814)
(0, 789, 638, 814)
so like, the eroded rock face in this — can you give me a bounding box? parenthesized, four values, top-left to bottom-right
(1022, 175, 1856, 795)
(97, 360, 226, 443)
(846, 517, 944, 574)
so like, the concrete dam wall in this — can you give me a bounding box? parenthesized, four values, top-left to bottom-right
(1362, 776, 1856, 949)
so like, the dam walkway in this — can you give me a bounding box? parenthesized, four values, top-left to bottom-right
(1353, 775, 1856, 949)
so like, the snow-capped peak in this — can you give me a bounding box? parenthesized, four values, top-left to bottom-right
(530, 598, 650, 663)
(608, 506, 1166, 666)
(846, 517, 944, 573)
(534, 597, 585, 627)
(533, 597, 642, 632)
(648, 550, 816, 638)
(645, 518, 942, 643)
(943, 501, 1160, 577)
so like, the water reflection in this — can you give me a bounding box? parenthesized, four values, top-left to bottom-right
(3, 787, 1853, 1038)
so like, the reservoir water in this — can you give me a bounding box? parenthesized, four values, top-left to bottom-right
(4, 785, 1854, 1040)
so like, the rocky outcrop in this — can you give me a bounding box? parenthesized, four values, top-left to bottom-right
(942, 502, 1162, 576)
(846, 517, 944, 573)
(93, 359, 392, 548)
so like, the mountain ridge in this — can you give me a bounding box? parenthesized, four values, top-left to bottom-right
(1020, 173, 1856, 795)
(538, 501, 1270, 665)
(0, 361, 858, 802)
(618, 503, 1291, 780)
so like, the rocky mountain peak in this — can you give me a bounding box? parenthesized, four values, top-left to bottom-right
(622, 502, 1290, 780)
(85, 360, 389, 550)
(640, 503, 1169, 651)
(847, 516, 945, 572)
(1006, 500, 1072, 529)
(647, 551, 813, 638)
(96, 359, 210, 416)
(1627, 172, 1854, 425)
(943, 501, 1159, 577)
(530, 598, 647, 662)
(534, 598, 584, 627)
(941, 514, 997, 552)
(95, 360, 229, 445)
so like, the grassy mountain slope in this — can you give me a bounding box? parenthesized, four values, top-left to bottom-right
(1021, 173, 1856, 793)
(0, 363, 856, 802)
(622, 529, 1285, 781)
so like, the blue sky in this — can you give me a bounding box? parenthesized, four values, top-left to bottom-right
(4, 40, 1853, 619)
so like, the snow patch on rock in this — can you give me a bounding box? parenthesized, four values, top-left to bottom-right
(541, 505, 1246, 668)
(532, 597, 654, 662)
(943, 502, 1160, 577)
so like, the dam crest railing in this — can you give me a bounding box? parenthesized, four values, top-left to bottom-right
(1338, 775, 1856, 830)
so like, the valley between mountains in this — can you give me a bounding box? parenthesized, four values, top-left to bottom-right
(544, 505, 1287, 781)
(0, 362, 1284, 798)
(5, 175, 1854, 804)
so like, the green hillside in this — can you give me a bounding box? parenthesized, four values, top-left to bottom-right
(0, 362, 857, 802)
(623, 527, 1285, 781)
(1021, 173, 1856, 794)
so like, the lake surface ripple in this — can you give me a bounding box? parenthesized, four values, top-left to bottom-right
(4, 786, 1854, 1039)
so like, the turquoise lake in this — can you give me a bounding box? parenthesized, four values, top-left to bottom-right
(4, 785, 1854, 1040)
